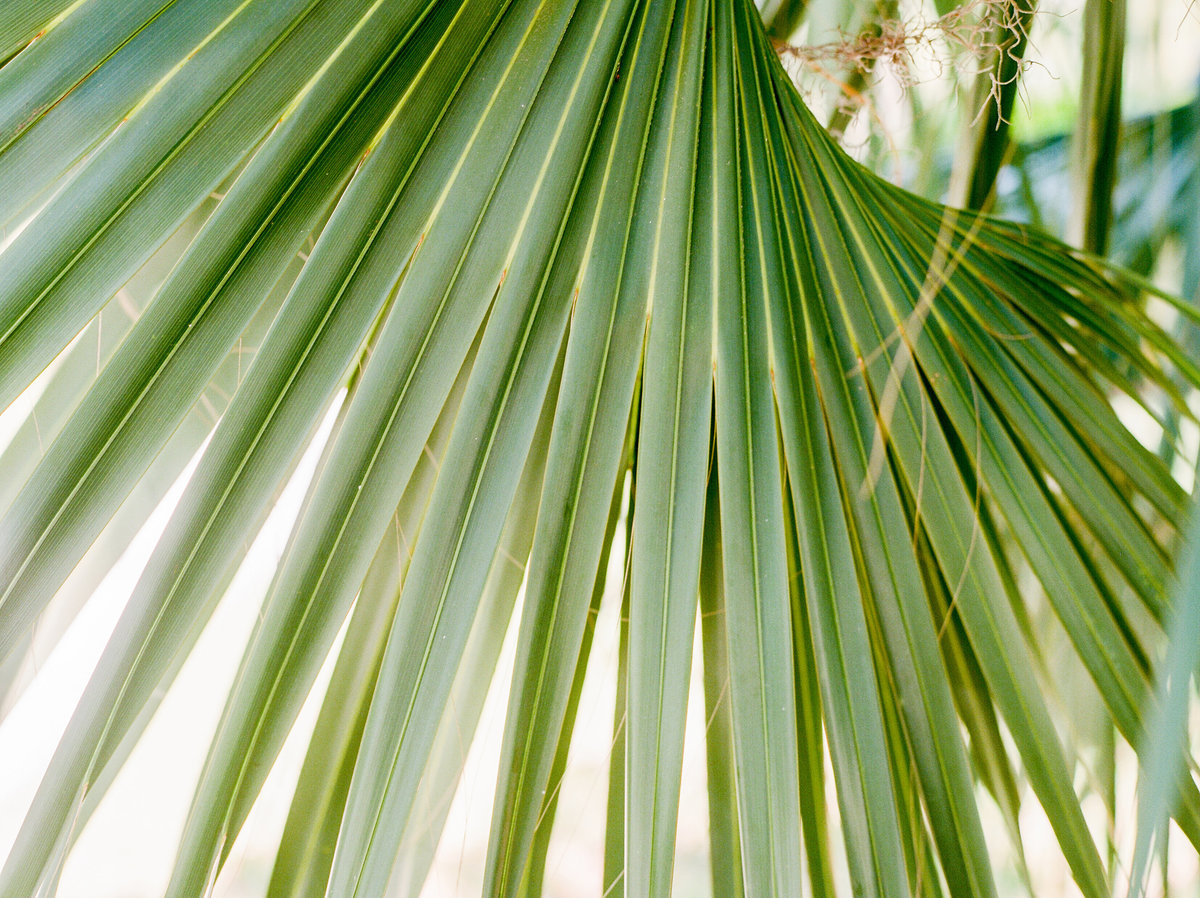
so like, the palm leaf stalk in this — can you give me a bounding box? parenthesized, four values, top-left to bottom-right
(949, 0, 1037, 212)
(0, 0, 1196, 895)
(1070, 0, 1126, 255)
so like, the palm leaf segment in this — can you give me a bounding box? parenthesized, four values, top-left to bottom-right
(0, 0, 1193, 895)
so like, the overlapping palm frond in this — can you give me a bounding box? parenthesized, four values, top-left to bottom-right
(0, 0, 1196, 895)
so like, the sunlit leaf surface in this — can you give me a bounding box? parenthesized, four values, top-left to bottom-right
(0, 1, 1195, 895)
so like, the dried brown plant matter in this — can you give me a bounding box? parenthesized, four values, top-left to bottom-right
(776, 0, 1034, 94)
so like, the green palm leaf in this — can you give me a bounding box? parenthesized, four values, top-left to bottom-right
(0, 1, 1194, 895)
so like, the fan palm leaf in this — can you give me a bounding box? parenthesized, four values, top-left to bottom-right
(0, 0, 1194, 895)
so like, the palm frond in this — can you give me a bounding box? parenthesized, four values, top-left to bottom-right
(0, 1, 1195, 895)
